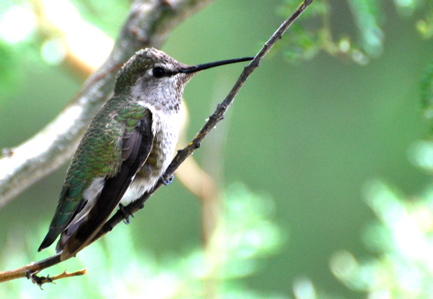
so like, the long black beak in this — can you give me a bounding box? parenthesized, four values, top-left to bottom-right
(179, 56, 254, 73)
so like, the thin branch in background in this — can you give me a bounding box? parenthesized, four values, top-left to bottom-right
(0, 0, 313, 285)
(200, 90, 228, 298)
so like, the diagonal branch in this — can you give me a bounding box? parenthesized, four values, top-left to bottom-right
(0, 0, 313, 284)
(0, 0, 214, 207)
(97, 0, 314, 239)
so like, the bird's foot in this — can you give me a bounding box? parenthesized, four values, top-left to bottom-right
(26, 270, 52, 289)
(119, 203, 134, 224)
(161, 174, 174, 186)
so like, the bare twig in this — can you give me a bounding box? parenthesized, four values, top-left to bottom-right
(0, 253, 61, 282)
(29, 269, 87, 289)
(0, 0, 313, 284)
(0, 0, 214, 207)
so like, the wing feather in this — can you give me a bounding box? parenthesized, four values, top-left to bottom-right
(38, 106, 153, 260)
(59, 112, 154, 259)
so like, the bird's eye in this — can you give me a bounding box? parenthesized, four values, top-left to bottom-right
(152, 67, 165, 78)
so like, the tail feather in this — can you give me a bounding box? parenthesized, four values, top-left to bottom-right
(59, 163, 140, 260)
(38, 228, 63, 252)
(38, 195, 87, 252)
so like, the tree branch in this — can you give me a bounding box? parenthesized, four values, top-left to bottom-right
(98, 0, 314, 238)
(0, 0, 214, 207)
(0, 0, 313, 284)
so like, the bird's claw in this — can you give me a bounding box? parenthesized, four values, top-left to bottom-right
(119, 203, 134, 224)
(26, 270, 53, 289)
(161, 174, 174, 186)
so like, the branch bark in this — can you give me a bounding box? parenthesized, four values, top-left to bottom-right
(0, 0, 313, 285)
(0, 0, 214, 207)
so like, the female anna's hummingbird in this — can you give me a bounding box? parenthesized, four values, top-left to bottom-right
(38, 48, 252, 260)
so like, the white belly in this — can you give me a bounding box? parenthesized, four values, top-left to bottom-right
(120, 109, 180, 205)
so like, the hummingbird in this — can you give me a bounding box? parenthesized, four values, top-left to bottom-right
(38, 48, 253, 260)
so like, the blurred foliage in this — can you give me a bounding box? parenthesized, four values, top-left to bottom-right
(279, 0, 433, 64)
(329, 179, 433, 299)
(0, 184, 284, 298)
(0, 0, 432, 97)
(2, 0, 433, 298)
(0, 40, 21, 97)
(0, 1, 42, 101)
(0, 0, 127, 101)
(288, 167, 433, 298)
(421, 61, 433, 124)
(68, 0, 129, 37)
(277, 1, 433, 298)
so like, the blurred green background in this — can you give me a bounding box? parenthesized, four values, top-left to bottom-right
(1, 0, 433, 298)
